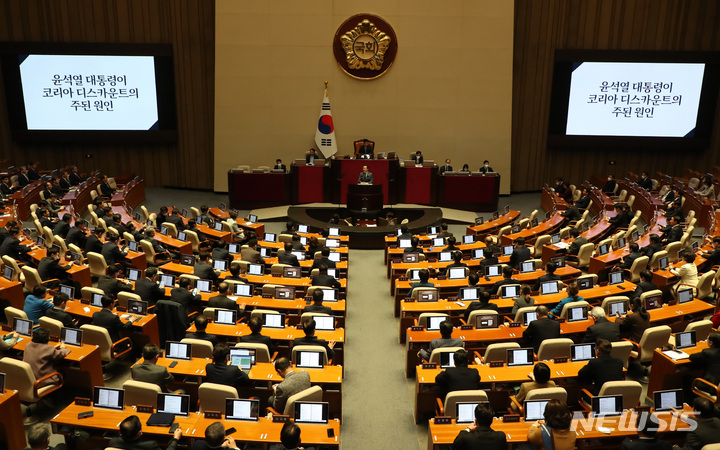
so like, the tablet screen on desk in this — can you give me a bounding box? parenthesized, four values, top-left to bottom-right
(417, 290, 438, 303)
(263, 233, 276, 243)
(91, 293, 104, 308)
(325, 238, 340, 248)
(567, 306, 587, 322)
(283, 267, 302, 278)
(433, 237, 445, 247)
(214, 309, 237, 325)
(427, 316, 444, 330)
(439, 352, 455, 368)
(591, 394, 623, 417)
(213, 259, 228, 271)
(448, 268, 466, 280)
(275, 286, 295, 300)
(248, 214, 257, 223)
(314, 316, 335, 331)
(475, 314, 498, 329)
(159, 274, 175, 289)
(229, 348, 255, 369)
(456, 402, 488, 424)
(502, 245, 514, 256)
(214, 221, 224, 231)
(463, 235, 475, 244)
(165, 341, 191, 360)
(296, 351, 324, 368)
(485, 265, 501, 277)
(427, 226, 440, 235)
(294, 401, 329, 424)
(550, 256, 565, 268)
(678, 288, 694, 304)
(654, 389, 683, 411)
(501, 285, 519, 298)
(571, 343, 595, 361)
(128, 300, 148, 316)
(195, 279, 212, 293)
(300, 236, 308, 246)
(608, 301, 626, 316)
(616, 237, 626, 249)
(13, 318, 32, 337)
(658, 256, 669, 270)
(540, 281, 559, 295)
(608, 271, 623, 285)
(159, 226, 168, 236)
(59, 284, 74, 299)
(226, 398, 259, 421)
(234, 284, 252, 297)
(472, 249, 484, 260)
(409, 270, 420, 281)
(597, 244, 609, 255)
(577, 277, 593, 290)
(523, 311, 538, 326)
(439, 251, 452, 262)
(551, 234, 561, 244)
(180, 254, 195, 266)
(328, 252, 341, 262)
(176, 231, 186, 242)
(326, 268, 338, 279)
(402, 253, 419, 263)
(297, 224, 308, 233)
(322, 288, 339, 302)
(398, 238, 412, 249)
(520, 261, 535, 273)
(248, 264, 264, 276)
(228, 244, 239, 255)
(645, 294, 662, 310)
(262, 313, 285, 328)
(127, 241, 138, 252)
(328, 227, 340, 237)
(93, 387, 124, 410)
(675, 330, 696, 350)
(507, 348, 534, 366)
(157, 393, 190, 417)
(524, 400, 549, 421)
(460, 287, 480, 301)
(126, 268, 141, 282)
(60, 327, 83, 346)
(2, 266, 13, 281)
(259, 247, 271, 258)
(292, 251, 306, 261)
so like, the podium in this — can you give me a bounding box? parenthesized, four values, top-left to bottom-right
(347, 184, 383, 211)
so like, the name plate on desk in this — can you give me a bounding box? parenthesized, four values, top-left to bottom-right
(428, 258, 437, 263)
(422, 363, 437, 369)
(557, 318, 566, 324)
(262, 294, 272, 298)
(460, 325, 473, 330)
(390, 245, 398, 249)
(80, 298, 90, 305)
(434, 416, 452, 424)
(204, 411, 222, 419)
(503, 414, 520, 423)
(509, 322, 521, 328)
(411, 326, 423, 331)
(437, 276, 447, 281)
(489, 361, 504, 368)
(272, 273, 281, 277)
(75, 397, 91, 406)
(137, 405, 153, 414)
(272, 415, 290, 423)
(392, 259, 401, 264)
(116, 306, 127, 312)
(553, 357, 568, 364)
(398, 277, 408, 281)
(404, 298, 415, 303)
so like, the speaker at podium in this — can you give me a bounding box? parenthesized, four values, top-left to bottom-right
(347, 184, 383, 212)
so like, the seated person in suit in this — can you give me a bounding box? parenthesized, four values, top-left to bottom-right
(290, 234, 304, 251)
(602, 174, 617, 195)
(225, 263, 249, 283)
(452, 403, 507, 450)
(171, 277, 203, 320)
(194, 251, 221, 286)
(273, 422, 311, 450)
(305, 148, 318, 164)
(270, 357, 312, 412)
(22, 327, 70, 389)
(45, 292, 78, 328)
(397, 224, 412, 240)
(509, 236, 532, 269)
(638, 172, 653, 190)
(660, 215, 684, 245)
(304, 288, 333, 315)
(240, 240, 265, 265)
(210, 240, 230, 263)
(411, 151, 424, 165)
(278, 242, 300, 266)
(293, 318, 335, 360)
(108, 414, 181, 450)
(489, 266, 519, 296)
(205, 343, 250, 394)
(101, 233, 132, 272)
(98, 264, 133, 298)
(52, 213, 72, 239)
(23, 285, 54, 325)
(522, 306, 560, 353)
(307, 236, 323, 258)
(701, 236, 720, 269)
(134, 267, 166, 306)
(198, 204, 213, 226)
(274, 159, 287, 172)
(357, 139, 373, 158)
(99, 174, 116, 197)
(479, 238, 500, 271)
(193, 422, 237, 450)
(408, 268, 434, 297)
(239, 316, 274, 354)
(437, 222, 453, 238)
(532, 262, 560, 291)
(185, 314, 218, 347)
(640, 233, 663, 260)
(418, 319, 463, 362)
(688, 331, 720, 385)
(26, 423, 70, 450)
(403, 236, 423, 255)
(208, 282, 246, 316)
(444, 236, 460, 252)
(132, 343, 176, 392)
(143, 228, 174, 261)
(608, 203, 633, 233)
(0, 227, 33, 264)
(311, 247, 336, 269)
(673, 397, 720, 450)
(439, 159, 453, 175)
(479, 160, 494, 173)
(358, 165, 374, 184)
(511, 362, 556, 412)
(617, 297, 651, 343)
(442, 250, 468, 275)
(435, 349, 480, 401)
(583, 306, 621, 343)
(549, 283, 584, 318)
(567, 228, 588, 256)
(578, 339, 624, 395)
(464, 290, 497, 321)
(511, 284, 535, 316)
(311, 264, 341, 288)
(92, 294, 133, 342)
(621, 412, 672, 450)
(617, 242, 642, 270)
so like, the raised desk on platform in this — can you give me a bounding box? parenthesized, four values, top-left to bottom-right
(437, 173, 500, 212)
(465, 210, 521, 238)
(110, 178, 146, 209)
(209, 208, 265, 237)
(12, 180, 43, 220)
(61, 179, 101, 218)
(228, 171, 290, 209)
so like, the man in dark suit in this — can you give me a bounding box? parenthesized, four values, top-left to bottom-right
(641, 234, 663, 260)
(403, 236, 423, 255)
(184, 314, 218, 346)
(444, 236, 460, 252)
(305, 148, 317, 165)
(632, 270, 658, 300)
(45, 292, 78, 328)
(0, 219, 15, 247)
(689, 331, 720, 385)
(411, 151, 424, 165)
(239, 316, 274, 354)
(0, 227, 33, 264)
(701, 236, 720, 269)
(436, 222, 453, 239)
(358, 165, 374, 184)
(674, 398, 720, 450)
(225, 263, 249, 284)
(522, 306, 560, 353)
(205, 343, 250, 395)
(273, 159, 287, 172)
(92, 295, 132, 342)
(193, 422, 237, 450)
(311, 247, 336, 269)
(134, 267, 166, 306)
(0, 176, 14, 196)
(621, 412, 672, 450)
(210, 240, 230, 263)
(278, 242, 300, 266)
(637, 172, 653, 190)
(58, 170, 72, 191)
(479, 160, 494, 173)
(435, 349, 480, 401)
(27, 161, 40, 180)
(65, 219, 88, 250)
(509, 236, 532, 269)
(311, 264, 341, 288)
(602, 174, 617, 195)
(439, 159, 453, 175)
(532, 262, 561, 291)
(101, 233, 131, 270)
(108, 414, 181, 450)
(52, 213, 72, 239)
(37, 247, 72, 287)
(68, 166, 82, 186)
(303, 288, 333, 315)
(418, 319, 463, 362)
(194, 251, 220, 286)
(442, 250, 468, 276)
(84, 227, 104, 254)
(608, 203, 632, 232)
(132, 343, 175, 392)
(99, 175, 115, 197)
(208, 282, 246, 316)
(661, 215, 683, 245)
(408, 268, 435, 297)
(578, 338, 624, 395)
(452, 403, 507, 450)
(293, 318, 335, 360)
(17, 166, 30, 186)
(170, 278, 202, 319)
(463, 290, 497, 321)
(489, 266, 519, 295)
(617, 242, 642, 270)
(583, 307, 621, 343)
(356, 139, 373, 158)
(165, 208, 186, 232)
(98, 265, 133, 298)
(240, 240, 265, 265)
(290, 234, 305, 252)
(567, 228, 588, 256)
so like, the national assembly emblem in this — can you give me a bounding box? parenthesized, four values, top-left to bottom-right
(333, 14, 397, 80)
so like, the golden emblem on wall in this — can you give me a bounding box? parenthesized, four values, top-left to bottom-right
(333, 14, 398, 80)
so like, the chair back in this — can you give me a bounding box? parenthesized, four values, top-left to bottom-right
(123, 232, 135, 243)
(284, 385, 323, 416)
(412, 288, 439, 301)
(1, 256, 22, 281)
(271, 264, 290, 275)
(467, 310, 499, 328)
(537, 338, 573, 360)
(198, 382, 239, 413)
(483, 343, 520, 363)
(53, 236, 68, 258)
(626, 194, 636, 209)
(610, 340, 634, 369)
(117, 291, 142, 310)
(86, 252, 108, 278)
(533, 235, 551, 256)
(558, 227, 571, 240)
(697, 271, 715, 300)
(627, 256, 649, 282)
(5, 306, 28, 324)
(525, 387, 568, 404)
(80, 324, 113, 362)
(648, 250, 667, 270)
(123, 380, 161, 408)
(139, 240, 158, 265)
(514, 306, 538, 323)
(617, 189, 627, 202)
(190, 207, 200, 220)
(81, 286, 104, 301)
(307, 286, 330, 298)
(39, 316, 64, 337)
(21, 266, 44, 292)
(496, 226, 511, 244)
(0, 357, 40, 402)
(685, 320, 714, 341)
(278, 234, 294, 244)
(417, 312, 448, 328)
(180, 338, 214, 358)
(574, 243, 595, 267)
(261, 284, 283, 296)
(637, 325, 672, 363)
(600, 296, 629, 316)
(428, 347, 464, 365)
(292, 345, 329, 366)
(235, 342, 272, 363)
(598, 381, 642, 409)
(665, 241, 682, 262)
(559, 300, 589, 319)
(443, 390, 489, 420)
(184, 230, 201, 253)
(250, 308, 280, 322)
(576, 274, 598, 288)
(162, 222, 178, 238)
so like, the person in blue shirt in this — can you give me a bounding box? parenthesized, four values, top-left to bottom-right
(408, 268, 434, 297)
(549, 283, 583, 318)
(23, 285, 53, 325)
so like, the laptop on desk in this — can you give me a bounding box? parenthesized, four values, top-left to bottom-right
(93, 387, 124, 410)
(60, 328, 83, 346)
(226, 398, 260, 421)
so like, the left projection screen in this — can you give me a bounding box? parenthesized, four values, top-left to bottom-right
(19, 54, 159, 130)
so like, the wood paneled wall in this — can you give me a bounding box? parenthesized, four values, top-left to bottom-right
(512, 0, 720, 192)
(0, 0, 215, 189)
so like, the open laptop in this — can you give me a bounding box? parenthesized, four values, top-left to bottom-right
(456, 402, 489, 424)
(314, 316, 335, 331)
(294, 401, 329, 424)
(159, 226, 168, 236)
(157, 393, 190, 417)
(459, 287, 481, 301)
(60, 327, 83, 346)
(675, 330, 696, 350)
(657, 256, 669, 270)
(523, 311, 538, 326)
(296, 350, 324, 369)
(263, 232, 277, 243)
(159, 274, 176, 289)
(644, 293, 662, 310)
(524, 399, 549, 421)
(275, 286, 295, 300)
(213, 221, 224, 231)
(283, 267, 302, 278)
(259, 247, 272, 259)
(654, 389, 683, 411)
(540, 281, 559, 295)
(248, 264, 264, 275)
(328, 227, 340, 237)
(591, 394, 623, 417)
(322, 288, 339, 302)
(59, 284, 74, 299)
(408, 270, 421, 281)
(571, 343, 595, 362)
(501, 245, 513, 257)
(214, 309, 237, 325)
(229, 348, 255, 370)
(597, 244, 610, 255)
(677, 288, 694, 304)
(128, 300, 148, 316)
(225, 398, 260, 421)
(14, 317, 32, 337)
(93, 386, 124, 410)
(551, 234, 561, 244)
(234, 284, 253, 297)
(165, 341, 192, 360)
(608, 271, 623, 285)
(507, 348, 534, 366)
(297, 224, 308, 233)
(91, 293, 104, 308)
(500, 284, 519, 299)
(462, 235, 475, 244)
(475, 314, 499, 329)
(126, 268, 141, 282)
(262, 312, 285, 328)
(485, 265, 502, 277)
(567, 306, 588, 322)
(448, 268, 467, 280)
(520, 261, 535, 274)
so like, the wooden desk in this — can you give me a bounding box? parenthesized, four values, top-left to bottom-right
(465, 210, 521, 239)
(227, 171, 291, 209)
(500, 213, 565, 246)
(61, 179, 101, 218)
(28, 247, 92, 289)
(648, 340, 708, 396)
(12, 338, 104, 393)
(12, 180, 44, 220)
(264, 257, 349, 279)
(0, 277, 25, 309)
(588, 216, 666, 277)
(209, 207, 265, 237)
(0, 390, 26, 449)
(110, 178, 145, 209)
(436, 173, 500, 212)
(191, 416, 340, 448)
(386, 242, 484, 267)
(541, 187, 568, 213)
(64, 301, 160, 346)
(155, 233, 192, 255)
